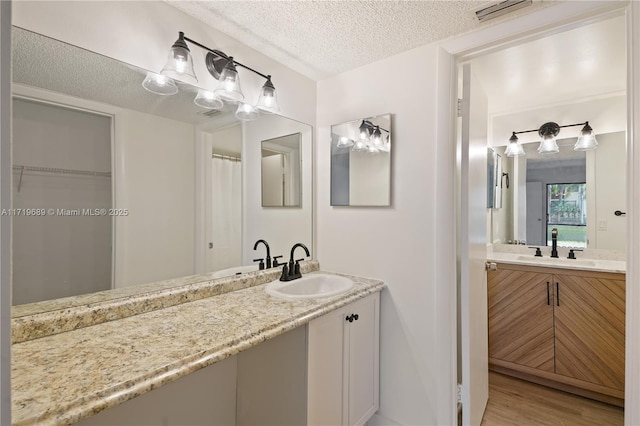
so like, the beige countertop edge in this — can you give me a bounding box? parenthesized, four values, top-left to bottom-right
(12, 275, 384, 426)
(487, 255, 626, 274)
(12, 260, 320, 343)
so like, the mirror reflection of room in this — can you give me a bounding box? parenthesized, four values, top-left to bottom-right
(10, 26, 313, 309)
(330, 114, 391, 207)
(261, 132, 302, 207)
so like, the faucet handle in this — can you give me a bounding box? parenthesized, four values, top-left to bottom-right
(528, 247, 543, 257)
(253, 258, 265, 270)
(279, 263, 289, 281)
(273, 255, 283, 267)
(567, 249, 583, 259)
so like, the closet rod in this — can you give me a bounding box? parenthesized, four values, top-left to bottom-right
(12, 165, 112, 177)
(212, 153, 241, 162)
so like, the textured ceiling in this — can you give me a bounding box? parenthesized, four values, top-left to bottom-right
(166, 0, 556, 80)
(12, 26, 238, 127)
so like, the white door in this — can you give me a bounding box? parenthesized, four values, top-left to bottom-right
(526, 182, 545, 245)
(459, 63, 489, 426)
(261, 154, 284, 206)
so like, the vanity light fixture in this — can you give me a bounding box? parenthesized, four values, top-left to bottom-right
(350, 120, 390, 154)
(143, 31, 280, 120)
(506, 121, 598, 157)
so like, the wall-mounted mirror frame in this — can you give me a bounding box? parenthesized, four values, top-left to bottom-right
(330, 113, 391, 207)
(11, 26, 313, 316)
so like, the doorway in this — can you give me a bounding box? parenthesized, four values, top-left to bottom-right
(453, 5, 632, 426)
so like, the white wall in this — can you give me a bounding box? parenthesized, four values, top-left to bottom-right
(317, 44, 442, 425)
(114, 109, 195, 286)
(350, 150, 391, 206)
(242, 114, 313, 265)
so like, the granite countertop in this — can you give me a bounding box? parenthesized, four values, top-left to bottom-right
(12, 261, 318, 344)
(11, 271, 385, 426)
(487, 251, 626, 274)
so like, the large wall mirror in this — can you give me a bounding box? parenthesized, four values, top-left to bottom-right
(11, 27, 313, 313)
(491, 132, 626, 250)
(330, 114, 391, 206)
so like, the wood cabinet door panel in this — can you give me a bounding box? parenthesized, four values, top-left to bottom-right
(554, 274, 625, 390)
(488, 269, 555, 372)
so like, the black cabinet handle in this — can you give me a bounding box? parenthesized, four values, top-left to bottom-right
(547, 282, 550, 305)
(556, 282, 560, 306)
(615, 210, 626, 216)
(345, 314, 359, 323)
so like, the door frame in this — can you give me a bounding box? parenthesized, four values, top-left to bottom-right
(435, 2, 639, 425)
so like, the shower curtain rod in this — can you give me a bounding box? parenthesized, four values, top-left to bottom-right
(212, 153, 241, 162)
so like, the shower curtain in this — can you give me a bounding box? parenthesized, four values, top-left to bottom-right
(210, 157, 242, 272)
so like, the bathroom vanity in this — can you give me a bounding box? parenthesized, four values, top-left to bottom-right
(11, 264, 383, 426)
(486, 254, 625, 406)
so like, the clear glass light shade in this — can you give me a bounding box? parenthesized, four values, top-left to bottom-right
(256, 78, 279, 114)
(504, 133, 525, 157)
(235, 103, 260, 121)
(214, 60, 244, 102)
(573, 123, 598, 151)
(366, 144, 380, 154)
(142, 72, 178, 95)
(359, 121, 371, 141)
(336, 136, 354, 148)
(538, 134, 559, 154)
(160, 45, 197, 85)
(194, 89, 224, 110)
(371, 127, 383, 147)
(352, 140, 367, 152)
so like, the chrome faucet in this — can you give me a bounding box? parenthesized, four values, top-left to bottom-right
(253, 239, 272, 269)
(280, 243, 310, 281)
(551, 228, 559, 258)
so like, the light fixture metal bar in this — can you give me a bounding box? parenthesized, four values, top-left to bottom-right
(513, 121, 588, 135)
(183, 35, 270, 80)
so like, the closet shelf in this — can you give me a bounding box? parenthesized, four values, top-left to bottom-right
(12, 165, 111, 192)
(12, 165, 111, 177)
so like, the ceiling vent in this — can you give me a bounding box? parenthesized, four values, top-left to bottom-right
(475, 0, 533, 22)
(200, 109, 221, 117)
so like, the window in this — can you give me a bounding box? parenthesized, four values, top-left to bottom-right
(546, 183, 587, 248)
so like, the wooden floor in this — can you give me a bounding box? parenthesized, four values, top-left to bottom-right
(480, 372, 624, 426)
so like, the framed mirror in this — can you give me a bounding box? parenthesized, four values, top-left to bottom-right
(11, 26, 313, 314)
(330, 113, 391, 206)
(261, 133, 302, 207)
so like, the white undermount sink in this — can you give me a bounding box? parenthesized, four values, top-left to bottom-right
(265, 273, 354, 300)
(515, 255, 596, 266)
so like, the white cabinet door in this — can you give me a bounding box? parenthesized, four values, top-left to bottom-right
(308, 305, 345, 426)
(307, 292, 380, 426)
(347, 294, 380, 426)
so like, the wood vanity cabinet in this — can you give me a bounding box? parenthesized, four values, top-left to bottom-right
(488, 263, 625, 406)
(307, 292, 380, 426)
